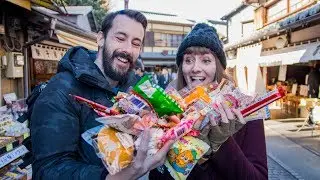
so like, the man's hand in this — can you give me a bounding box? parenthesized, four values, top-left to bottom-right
(106, 129, 174, 180)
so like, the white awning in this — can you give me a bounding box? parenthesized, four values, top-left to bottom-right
(55, 30, 98, 51)
(259, 42, 320, 67)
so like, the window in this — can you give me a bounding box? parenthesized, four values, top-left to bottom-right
(267, 0, 287, 22)
(289, 0, 312, 12)
(266, 0, 314, 23)
(167, 34, 172, 47)
(144, 31, 154, 47)
(172, 35, 178, 47)
(242, 20, 255, 37)
(154, 33, 184, 47)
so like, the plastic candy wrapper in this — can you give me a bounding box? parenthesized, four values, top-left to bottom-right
(96, 114, 156, 135)
(240, 87, 285, 118)
(134, 113, 158, 131)
(182, 107, 204, 130)
(183, 87, 211, 107)
(160, 119, 195, 146)
(70, 94, 119, 116)
(132, 76, 183, 117)
(4, 121, 29, 137)
(93, 126, 134, 175)
(116, 94, 152, 116)
(134, 128, 165, 157)
(165, 136, 210, 180)
(244, 106, 270, 121)
(198, 79, 285, 128)
(165, 85, 187, 110)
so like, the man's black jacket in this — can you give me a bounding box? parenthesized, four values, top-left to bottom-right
(31, 46, 137, 180)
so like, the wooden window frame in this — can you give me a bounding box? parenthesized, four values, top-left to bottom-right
(153, 32, 184, 48)
(241, 20, 254, 37)
(264, 0, 316, 26)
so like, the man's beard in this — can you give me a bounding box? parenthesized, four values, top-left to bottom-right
(102, 47, 134, 84)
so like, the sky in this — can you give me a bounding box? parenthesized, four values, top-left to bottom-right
(109, 0, 243, 21)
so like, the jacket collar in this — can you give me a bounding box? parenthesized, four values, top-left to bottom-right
(58, 46, 137, 95)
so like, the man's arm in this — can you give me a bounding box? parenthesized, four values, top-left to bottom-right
(31, 89, 107, 180)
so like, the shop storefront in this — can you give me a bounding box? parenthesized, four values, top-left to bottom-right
(30, 43, 69, 87)
(259, 41, 320, 118)
(0, 1, 98, 178)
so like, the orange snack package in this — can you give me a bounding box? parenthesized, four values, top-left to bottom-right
(183, 87, 211, 106)
(96, 127, 134, 175)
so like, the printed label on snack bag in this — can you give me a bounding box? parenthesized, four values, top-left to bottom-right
(139, 80, 156, 98)
(115, 132, 134, 149)
(175, 126, 186, 137)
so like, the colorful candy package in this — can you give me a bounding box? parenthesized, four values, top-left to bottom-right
(93, 126, 135, 175)
(160, 119, 195, 146)
(183, 86, 211, 107)
(134, 128, 165, 157)
(165, 85, 187, 110)
(132, 76, 183, 117)
(96, 114, 143, 135)
(117, 94, 151, 115)
(165, 136, 210, 180)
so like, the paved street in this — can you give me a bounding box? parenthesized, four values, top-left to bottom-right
(265, 120, 320, 180)
(268, 156, 297, 180)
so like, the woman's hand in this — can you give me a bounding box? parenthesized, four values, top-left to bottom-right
(199, 102, 246, 154)
(106, 129, 175, 180)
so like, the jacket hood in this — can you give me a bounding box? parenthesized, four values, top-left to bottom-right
(57, 46, 137, 93)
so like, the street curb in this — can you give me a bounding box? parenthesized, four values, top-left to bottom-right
(267, 153, 304, 180)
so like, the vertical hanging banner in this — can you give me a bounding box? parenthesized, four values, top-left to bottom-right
(236, 43, 263, 93)
(278, 65, 287, 82)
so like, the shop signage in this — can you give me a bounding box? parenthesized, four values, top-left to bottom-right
(31, 44, 68, 61)
(0, 145, 29, 168)
(278, 65, 287, 81)
(299, 85, 309, 97)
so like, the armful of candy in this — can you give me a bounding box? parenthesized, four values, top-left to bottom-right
(71, 76, 285, 180)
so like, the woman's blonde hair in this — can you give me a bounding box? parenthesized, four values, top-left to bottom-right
(176, 46, 232, 90)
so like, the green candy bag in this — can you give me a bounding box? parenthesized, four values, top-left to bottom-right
(132, 75, 183, 117)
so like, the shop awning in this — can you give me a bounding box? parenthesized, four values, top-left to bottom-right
(6, 0, 31, 10)
(55, 30, 98, 51)
(259, 41, 320, 67)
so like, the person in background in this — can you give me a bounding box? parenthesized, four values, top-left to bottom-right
(171, 69, 177, 81)
(158, 68, 170, 89)
(31, 9, 174, 180)
(307, 65, 320, 98)
(134, 58, 145, 81)
(149, 23, 268, 180)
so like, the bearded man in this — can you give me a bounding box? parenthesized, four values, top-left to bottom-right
(31, 10, 173, 180)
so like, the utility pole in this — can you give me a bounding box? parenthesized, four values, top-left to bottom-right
(124, 0, 129, 9)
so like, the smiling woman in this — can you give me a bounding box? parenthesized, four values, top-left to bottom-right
(181, 46, 226, 89)
(149, 23, 268, 180)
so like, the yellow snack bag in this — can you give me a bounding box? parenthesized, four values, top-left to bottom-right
(165, 136, 210, 180)
(95, 126, 135, 175)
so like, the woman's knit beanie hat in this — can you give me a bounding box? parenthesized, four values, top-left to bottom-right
(176, 23, 227, 69)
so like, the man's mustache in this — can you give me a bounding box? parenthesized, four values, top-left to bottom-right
(112, 51, 133, 64)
